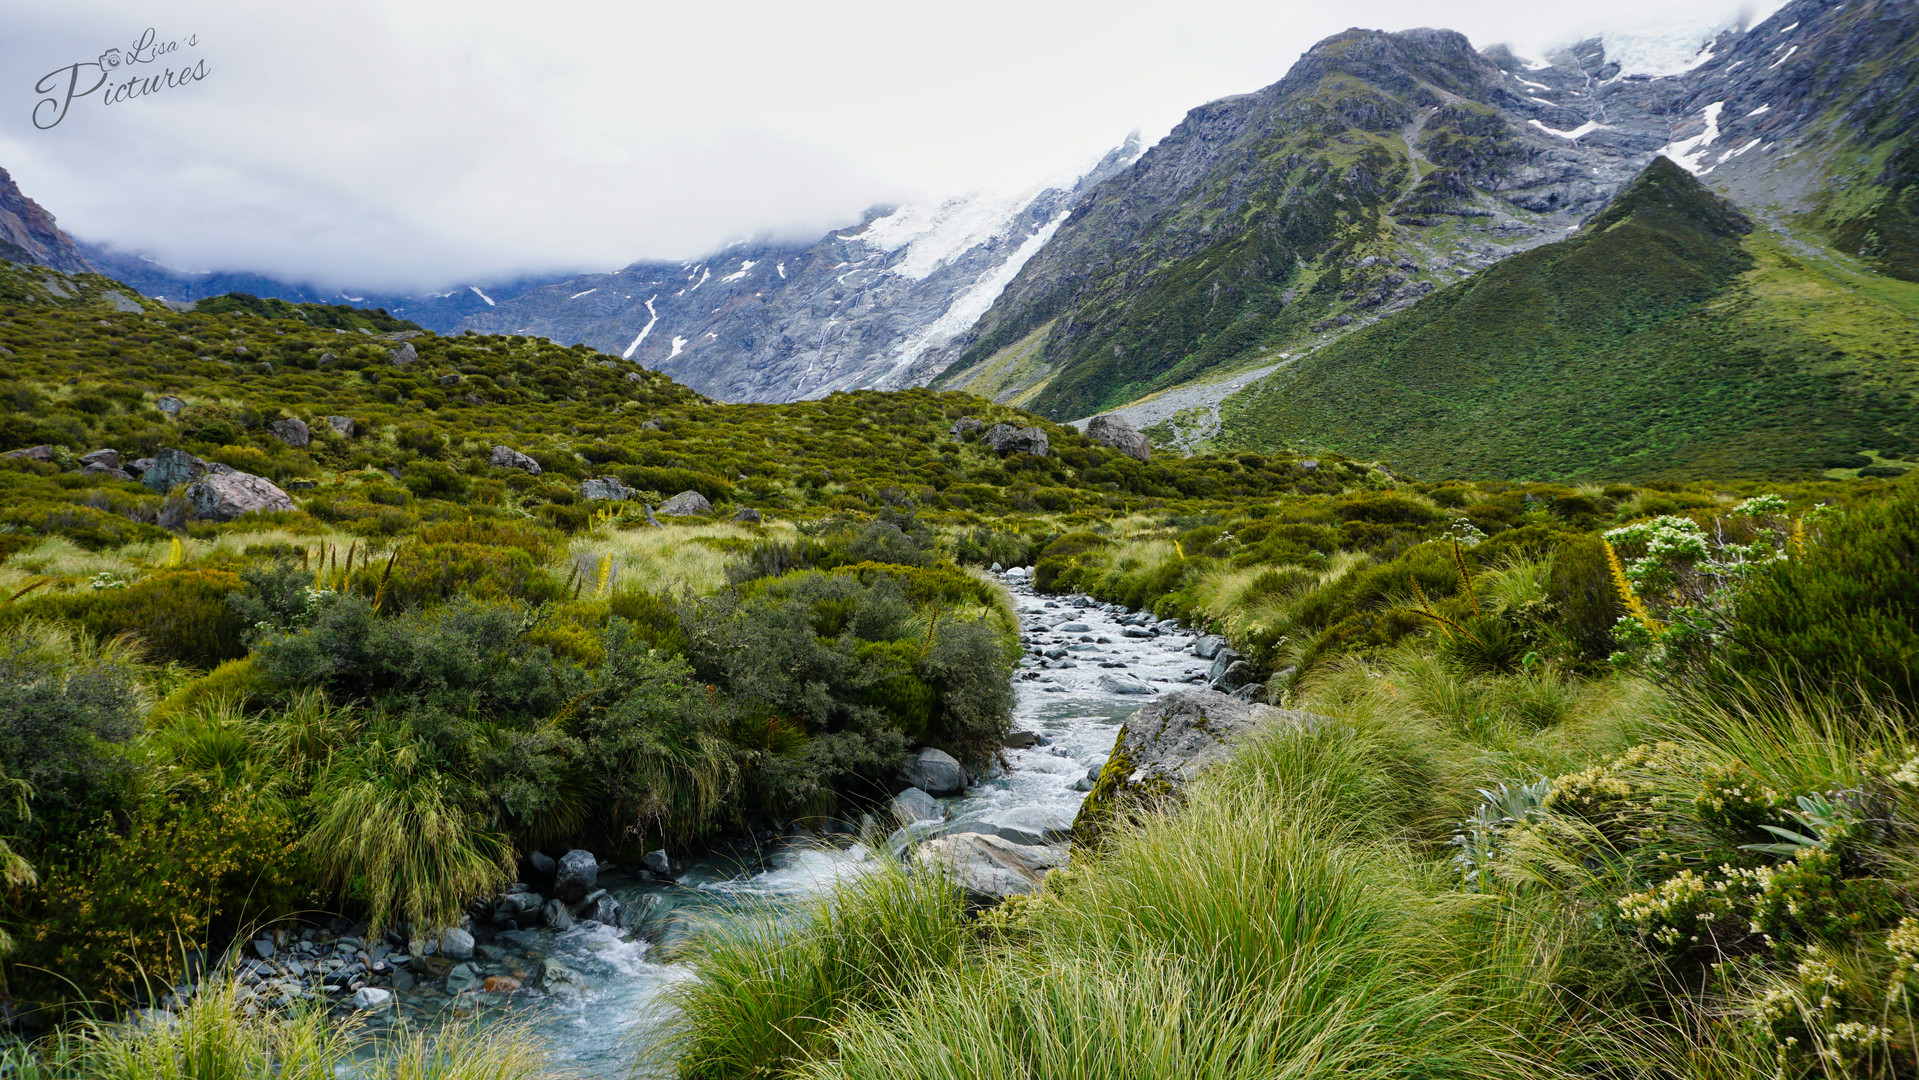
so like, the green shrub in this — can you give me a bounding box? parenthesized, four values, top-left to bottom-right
(0, 623, 141, 826)
(84, 568, 248, 669)
(1720, 483, 1919, 707)
(362, 542, 566, 610)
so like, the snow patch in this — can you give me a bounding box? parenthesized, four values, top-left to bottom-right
(668, 335, 687, 360)
(1723, 137, 1763, 160)
(1769, 45, 1798, 69)
(1778, 20, 1799, 32)
(854, 187, 1047, 282)
(1658, 101, 1724, 174)
(1529, 118, 1610, 140)
(776, 262, 786, 279)
(1599, 12, 1742, 77)
(688, 267, 712, 292)
(1513, 75, 1551, 91)
(621, 295, 659, 359)
(569, 288, 597, 300)
(1747, 104, 1771, 116)
(469, 286, 496, 307)
(719, 259, 757, 284)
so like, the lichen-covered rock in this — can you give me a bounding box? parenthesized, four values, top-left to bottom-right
(143, 447, 211, 492)
(580, 476, 635, 501)
(266, 418, 310, 448)
(79, 448, 120, 471)
(324, 415, 355, 437)
(657, 490, 713, 516)
(3, 445, 53, 463)
(983, 423, 1049, 456)
(733, 506, 763, 523)
(389, 342, 419, 365)
(914, 832, 1068, 901)
(155, 395, 186, 417)
(185, 472, 295, 522)
(950, 416, 984, 439)
(1085, 414, 1152, 461)
(1072, 689, 1322, 844)
(490, 445, 542, 474)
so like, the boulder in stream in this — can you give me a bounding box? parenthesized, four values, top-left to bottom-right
(891, 787, 944, 824)
(914, 832, 1069, 902)
(897, 747, 965, 796)
(555, 849, 598, 901)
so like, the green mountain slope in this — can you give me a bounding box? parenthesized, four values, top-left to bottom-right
(1217, 158, 1919, 481)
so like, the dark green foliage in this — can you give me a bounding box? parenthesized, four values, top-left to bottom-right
(1721, 482, 1919, 706)
(0, 627, 140, 824)
(194, 292, 423, 333)
(70, 568, 250, 669)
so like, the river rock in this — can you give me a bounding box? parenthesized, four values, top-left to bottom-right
(1211, 659, 1257, 693)
(657, 490, 713, 516)
(1207, 649, 1245, 685)
(983, 423, 1049, 457)
(580, 476, 635, 501)
(186, 472, 295, 522)
(1003, 730, 1041, 749)
(1085, 414, 1152, 461)
(897, 747, 965, 796)
(483, 976, 522, 993)
(1194, 635, 1227, 660)
(351, 987, 393, 1010)
(914, 832, 1068, 901)
(642, 849, 679, 880)
(941, 805, 1073, 847)
(1074, 689, 1324, 843)
(543, 900, 575, 930)
(439, 927, 474, 960)
(891, 787, 944, 824)
(541, 958, 587, 996)
(555, 849, 598, 901)
(529, 851, 557, 880)
(586, 893, 623, 925)
(266, 418, 310, 448)
(490, 445, 542, 474)
(1097, 673, 1156, 695)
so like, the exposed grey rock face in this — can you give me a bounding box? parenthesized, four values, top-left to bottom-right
(388, 342, 418, 365)
(733, 506, 763, 523)
(0, 165, 92, 274)
(580, 476, 635, 501)
(983, 423, 1048, 456)
(156, 396, 186, 418)
(897, 747, 966, 796)
(949, 416, 984, 438)
(657, 490, 713, 516)
(324, 415, 355, 437)
(489, 445, 542, 474)
(79, 449, 121, 471)
(186, 472, 295, 522)
(1096, 672, 1155, 695)
(1193, 635, 1227, 660)
(266, 418, 310, 448)
(914, 831, 1069, 901)
(454, 139, 1143, 403)
(3, 445, 52, 462)
(1085, 414, 1151, 461)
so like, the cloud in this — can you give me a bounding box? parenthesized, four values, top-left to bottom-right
(0, 0, 1785, 291)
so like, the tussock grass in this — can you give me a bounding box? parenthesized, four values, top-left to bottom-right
(570, 522, 794, 598)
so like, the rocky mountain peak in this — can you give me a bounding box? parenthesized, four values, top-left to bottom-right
(0, 167, 92, 275)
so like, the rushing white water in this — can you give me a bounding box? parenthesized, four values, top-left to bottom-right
(399, 571, 1209, 1075)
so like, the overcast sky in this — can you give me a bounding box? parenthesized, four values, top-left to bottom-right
(0, 0, 1784, 292)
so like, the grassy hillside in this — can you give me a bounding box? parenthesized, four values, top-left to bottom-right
(1218, 159, 1919, 481)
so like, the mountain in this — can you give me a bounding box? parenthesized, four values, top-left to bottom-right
(75, 242, 568, 332)
(453, 138, 1143, 402)
(1213, 156, 1919, 481)
(0, 166, 92, 275)
(934, 0, 1919, 424)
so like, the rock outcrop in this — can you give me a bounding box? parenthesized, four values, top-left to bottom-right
(580, 476, 635, 501)
(0, 166, 92, 274)
(914, 831, 1069, 902)
(983, 423, 1048, 457)
(1085, 414, 1152, 461)
(489, 445, 542, 474)
(185, 472, 295, 522)
(657, 490, 713, 516)
(266, 418, 310, 448)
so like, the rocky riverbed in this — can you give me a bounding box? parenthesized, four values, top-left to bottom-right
(160, 568, 1248, 1074)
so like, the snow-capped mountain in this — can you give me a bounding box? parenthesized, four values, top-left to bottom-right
(454, 136, 1142, 402)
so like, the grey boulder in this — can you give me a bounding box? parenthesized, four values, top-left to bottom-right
(79, 448, 121, 471)
(914, 833, 1068, 901)
(389, 342, 418, 365)
(1085, 414, 1152, 461)
(439, 927, 474, 960)
(142, 447, 211, 492)
(155, 395, 186, 417)
(897, 747, 966, 796)
(324, 415, 355, 437)
(1194, 635, 1228, 660)
(949, 416, 984, 439)
(657, 490, 713, 516)
(891, 787, 945, 824)
(733, 506, 763, 523)
(555, 849, 598, 902)
(580, 476, 635, 501)
(983, 423, 1048, 457)
(1097, 673, 1156, 695)
(940, 805, 1073, 847)
(186, 472, 295, 522)
(266, 418, 310, 448)
(490, 445, 542, 474)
